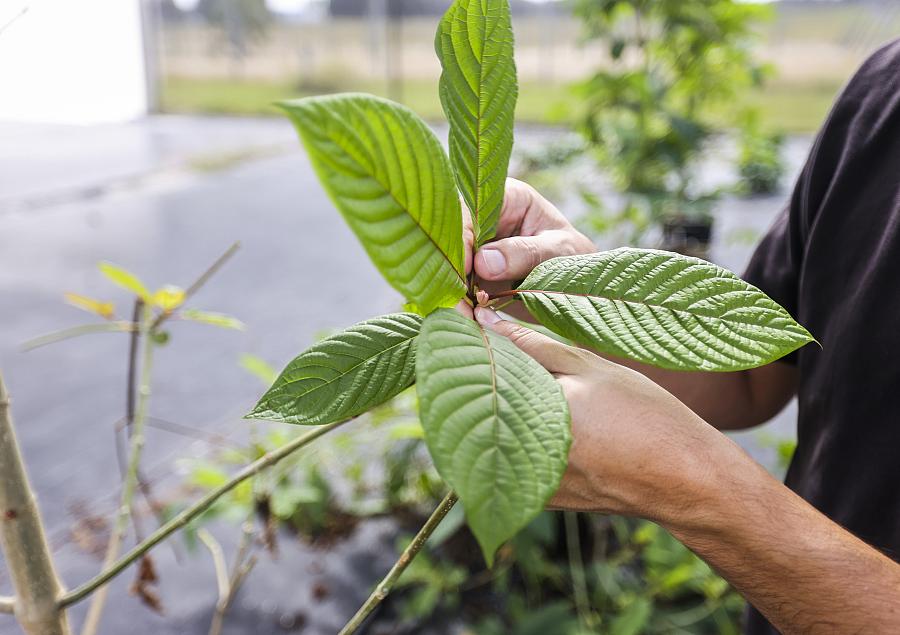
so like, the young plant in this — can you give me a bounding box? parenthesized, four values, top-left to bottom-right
(247, 0, 813, 626)
(18, 246, 243, 635)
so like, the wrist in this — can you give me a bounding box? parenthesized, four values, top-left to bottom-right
(655, 431, 777, 540)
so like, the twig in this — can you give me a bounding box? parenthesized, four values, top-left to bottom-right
(59, 417, 351, 609)
(197, 530, 229, 599)
(0, 596, 14, 614)
(150, 242, 240, 332)
(338, 491, 459, 635)
(112, 420, 183, 564)
(118, 300, 149, 544)
(0, 372, 70, 635)
(80, 305, 156, 635)
(204, 521, 257, 635)
(126, 299, 143, 434)
(145, 416, 243, 449)
(22, 322, 135, 351)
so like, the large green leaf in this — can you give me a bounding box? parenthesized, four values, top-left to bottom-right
(416, 309, 570, 565)
(279, 94, 466, 314)
(517, 248, 814, 371)
(436, 0, 518, 245)
(247, 313, 422, 425)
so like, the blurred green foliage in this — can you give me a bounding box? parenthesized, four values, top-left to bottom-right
(563, 0, 780, 244)
(575, 0, 768, 236)
(737, 112, 786, 195)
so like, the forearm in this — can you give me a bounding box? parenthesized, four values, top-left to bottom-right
(663, 437, 900, 634)
(608, 356, 796, 430)
(613, 358, 754, 427)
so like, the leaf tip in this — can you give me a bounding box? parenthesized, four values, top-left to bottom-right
(242, 403, 267, 421)
(480, 546, 496, 570)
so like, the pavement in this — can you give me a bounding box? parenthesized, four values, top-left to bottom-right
(0, 115, 812, 634)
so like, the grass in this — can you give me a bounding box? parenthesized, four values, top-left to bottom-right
(743, 81, 843, 134)
(160, 75, 574, 125)
(161, 74, 841, 134)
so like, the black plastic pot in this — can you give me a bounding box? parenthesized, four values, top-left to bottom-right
(661, 217, 713, 259)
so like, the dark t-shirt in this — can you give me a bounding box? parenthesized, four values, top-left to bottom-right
(742, 39, 900, 634)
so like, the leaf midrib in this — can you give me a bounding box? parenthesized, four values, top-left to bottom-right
(472, 2, 487, 233)
(262, 333, 416, 406)
(313, 102, 467, 288)
(517, 288, 801, 330)
(477, 323, 501, 511)
(446, 0, 506, 240)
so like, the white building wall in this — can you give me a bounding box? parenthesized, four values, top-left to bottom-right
(0, 0, 148, 124)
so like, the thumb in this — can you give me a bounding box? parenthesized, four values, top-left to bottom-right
(474, 307, 584, 375)
(474, 230, 571, 281)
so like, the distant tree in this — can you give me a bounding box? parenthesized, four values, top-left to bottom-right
(197, 0, 271, 60)
(329, 0, 556, 17)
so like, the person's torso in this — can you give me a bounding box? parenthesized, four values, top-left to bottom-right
(747, 39, 900, 635)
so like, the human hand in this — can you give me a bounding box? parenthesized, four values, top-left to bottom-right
(474, 306, 732, 526)
(458, 179, 595, 321)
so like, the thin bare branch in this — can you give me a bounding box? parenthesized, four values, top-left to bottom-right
(81, 304, 156, 635)
(198, 530, 229, 599)
(22, 322, 135, 351)
(59, 417, 351, 609)
(338, 491, 459, 635)
(204, 521, 257, 635)
(145, 416, 243, 449)
(151, 242, 240, 331)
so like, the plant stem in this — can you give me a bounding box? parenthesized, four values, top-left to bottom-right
(564, 511, 596, 629)
(80, 304, 155, 635)
(22, 322, 135, 351)
(198, 529, 229, 599)
(118, 301, 175, 558)
(126, 300, 143, 433)
(150, 241, 240, 332)
(489, 298, 517, 313)
(203, 521, 256, 635)
(0, 372, 71, 635)
(120, 300, 147, 543)
(338, 491, 459, 635)
(59, 418, 351, 609)
(487, 289, 520, 300)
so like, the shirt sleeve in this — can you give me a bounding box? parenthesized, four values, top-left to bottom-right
(742, 39, 900, 367)
(741, 153, 813, 366)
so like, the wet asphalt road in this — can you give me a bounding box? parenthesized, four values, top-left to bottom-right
(0, 115, 811, 634)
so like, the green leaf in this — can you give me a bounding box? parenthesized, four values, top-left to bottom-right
(247, 312, 422, 425)
(436, 0, 518, 245)
(181, 309, 245, 330)
(416, 309, 570, 565)
(98, 262, 151, 301)
(518, 248, 814, 371)
(279, 94, 466, 314)
(64, 293, 116, 319)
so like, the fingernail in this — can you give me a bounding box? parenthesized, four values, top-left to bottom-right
(480, 248, 506, 277)
(475, 306, 500, 327)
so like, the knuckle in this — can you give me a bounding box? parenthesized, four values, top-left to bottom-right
(502, 323, 533, 345)
(513, 236, 542, 269)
